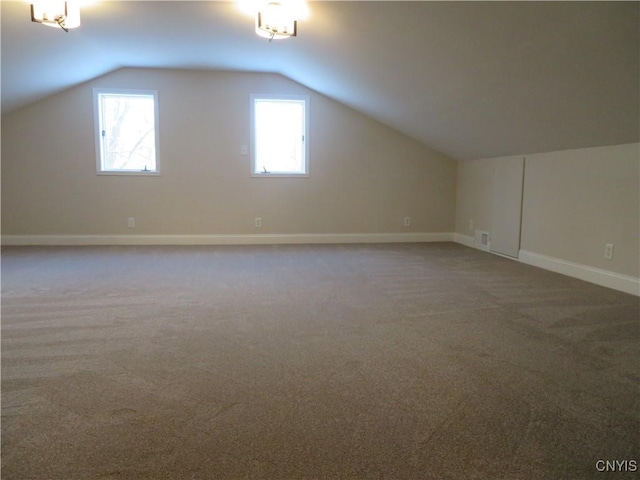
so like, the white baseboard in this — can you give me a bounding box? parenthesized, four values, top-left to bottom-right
(8, 233, 636, 296)
(453, 235, 639, 296)
(453, 232, 491, 252)
(1, 232, 454, 247)
(453, 233, 474, 248)
(519, 250, 640, 296)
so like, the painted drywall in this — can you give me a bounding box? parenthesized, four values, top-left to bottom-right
(456, 143, 640, 278)
(521, 144, 639, 278)
(1, 68, 456, 237)
(455, 155, 501, 236)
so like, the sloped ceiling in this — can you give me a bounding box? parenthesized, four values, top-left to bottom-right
(2, 0, 638, 161)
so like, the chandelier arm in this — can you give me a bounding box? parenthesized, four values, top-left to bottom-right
(56, 17, 69, 33)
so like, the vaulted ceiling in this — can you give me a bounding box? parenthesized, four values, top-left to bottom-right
(2, 1, 638, 161)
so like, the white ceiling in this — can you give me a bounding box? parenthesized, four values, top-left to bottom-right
(2, 0, 638, 160)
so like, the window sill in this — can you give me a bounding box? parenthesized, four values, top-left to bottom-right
(251, 173, 309, 178)
(97, 171, 161, 177)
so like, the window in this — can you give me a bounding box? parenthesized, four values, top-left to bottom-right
(94, 89, 160, 174)
(251, 95, 309, 177)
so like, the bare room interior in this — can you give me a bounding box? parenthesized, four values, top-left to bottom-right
(1, 1, 639, 478)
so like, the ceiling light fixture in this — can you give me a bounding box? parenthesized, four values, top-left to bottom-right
(256, 2, 297, 40)
(238, 0, 308, 41)
(30, 1, 80, 32)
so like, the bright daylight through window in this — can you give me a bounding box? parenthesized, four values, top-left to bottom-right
(94, 89, 159, 174)
(251, 95, 309, 176)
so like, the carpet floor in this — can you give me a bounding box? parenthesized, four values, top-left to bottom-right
(1, 243, 638, 479)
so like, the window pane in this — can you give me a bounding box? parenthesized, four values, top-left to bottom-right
(100, 94, 156, 172)
(254, 99, 305, 174)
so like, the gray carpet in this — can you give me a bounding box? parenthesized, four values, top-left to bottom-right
(1, 243, 638, 479)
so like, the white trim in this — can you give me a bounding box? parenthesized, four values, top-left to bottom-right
(453, 236, 639, 296)
(96, 171, 161, 177)
(453, 233, 474, 248)
(94, 88, 161, 175)
(2, 232, 454, 247)
(7, 234, 636, 295)
(519, 250, 640, 297)
(250, 94, 310, 177)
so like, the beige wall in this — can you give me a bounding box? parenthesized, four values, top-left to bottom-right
(455, 155, 500, 236)
(456, 143, 640, 278)
(522, 144, 639, 277)
(1, 68, 456, 237)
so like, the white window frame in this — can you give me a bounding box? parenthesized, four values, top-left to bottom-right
(93, 88, 161, 176)
(250, 94, 309, 178)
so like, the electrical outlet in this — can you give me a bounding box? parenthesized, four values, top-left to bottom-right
(240, 145, 248, 156)
(403, 217, 411, 227)
(127, 217, 135, 228)
(604, 243, 614, 260)
(254, 217, 262, 228)
(468, 219, 474, 231)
